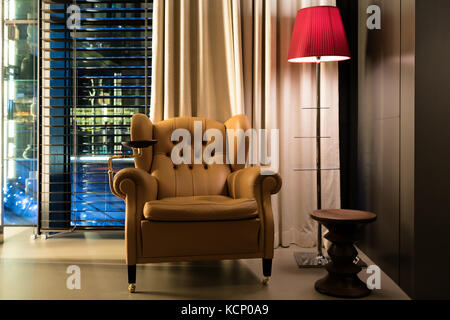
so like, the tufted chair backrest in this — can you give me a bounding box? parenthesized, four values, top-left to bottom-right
(131, 114, 250, 199)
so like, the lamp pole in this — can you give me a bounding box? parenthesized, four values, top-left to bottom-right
(293, 59, 328, 267)
(315, 59, 327, 263)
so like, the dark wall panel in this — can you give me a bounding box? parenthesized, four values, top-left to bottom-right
(414, 0, 450, 300)
(399, 0, 415, 298)
(357, 0, 402, 283)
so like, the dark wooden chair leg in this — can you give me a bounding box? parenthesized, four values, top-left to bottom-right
(128, 265, 136, 293)
(262, 259, 272, 285)
(262, 259, 272, 277)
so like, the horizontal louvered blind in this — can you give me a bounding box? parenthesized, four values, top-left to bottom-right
(40, 0, 152, 230)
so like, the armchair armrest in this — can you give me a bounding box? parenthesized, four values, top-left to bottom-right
(112, 168, 158, 266)
(227, 166, 281, 260)
(112, 168, 158, 203)
(108, 139, 157, 198)
(227, 166, 282, 200)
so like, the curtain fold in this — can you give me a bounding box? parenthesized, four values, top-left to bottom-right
(151, 0, 341, 248)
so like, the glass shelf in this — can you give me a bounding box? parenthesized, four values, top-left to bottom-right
(1, 0, 38, 226)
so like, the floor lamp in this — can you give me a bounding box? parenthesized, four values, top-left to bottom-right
(287, 6, 351, 267)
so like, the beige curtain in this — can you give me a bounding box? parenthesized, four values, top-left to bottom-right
(151, 0, 245, 121)
(151, 0, 341, 248)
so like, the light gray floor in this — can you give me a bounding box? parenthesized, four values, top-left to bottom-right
(0, 227, 409, 300)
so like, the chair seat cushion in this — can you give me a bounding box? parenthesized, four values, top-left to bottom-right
(143, 195, 258, 222)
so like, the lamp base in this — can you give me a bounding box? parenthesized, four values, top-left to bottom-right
(294, 252, 369, 268)
(294, 252, 329, 268)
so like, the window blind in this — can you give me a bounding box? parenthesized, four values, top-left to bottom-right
(40, 0, 152, 231)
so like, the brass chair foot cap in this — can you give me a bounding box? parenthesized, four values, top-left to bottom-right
(128, 283, 136, 293)
(262, 277, 270, 285)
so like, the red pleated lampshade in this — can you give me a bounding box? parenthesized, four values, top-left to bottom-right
(288, 6, 351, 63)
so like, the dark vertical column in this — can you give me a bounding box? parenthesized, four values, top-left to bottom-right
(40, 2, 71, 230)
(337, 0, 359, 211)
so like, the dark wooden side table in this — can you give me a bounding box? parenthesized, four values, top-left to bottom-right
(310, 209, 377, 298)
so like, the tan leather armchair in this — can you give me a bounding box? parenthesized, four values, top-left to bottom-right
(110, 114, 282, 292)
